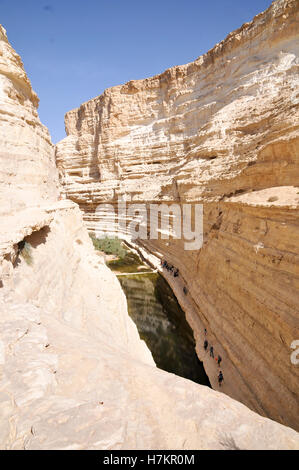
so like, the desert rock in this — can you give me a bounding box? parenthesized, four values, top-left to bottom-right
(0, 0, 298, 450)
(56, 0, 299, 431)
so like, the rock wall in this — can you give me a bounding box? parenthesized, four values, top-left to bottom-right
(56, 0, 299, 431)
(0, 25, 59, 215)
(0, 1, 299, 450)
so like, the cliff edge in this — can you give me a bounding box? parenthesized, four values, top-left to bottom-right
(0, 2, 298, 449)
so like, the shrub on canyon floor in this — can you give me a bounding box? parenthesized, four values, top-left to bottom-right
(89, 234, 127, 259)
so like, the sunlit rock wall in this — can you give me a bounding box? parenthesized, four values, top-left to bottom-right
(0, 25, 59, 216)
(2, 17, 299, 450)
(56, 0, 299, 430)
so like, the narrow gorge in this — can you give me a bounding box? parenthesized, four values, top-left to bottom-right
(0, 0, 298, 450)
(56, 0, 299, 432)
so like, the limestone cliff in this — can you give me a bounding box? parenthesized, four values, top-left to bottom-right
(56, 0, 299, 431)
(0, 25, 59, 215)
(0, 2, 298, 450)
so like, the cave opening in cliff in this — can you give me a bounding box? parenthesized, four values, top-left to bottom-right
(15, 226, 51, 267)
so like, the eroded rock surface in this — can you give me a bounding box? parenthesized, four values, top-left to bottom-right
(56, 0, 299, 431)
(0, 25, 59, 214)
(0, 0, 298, 450)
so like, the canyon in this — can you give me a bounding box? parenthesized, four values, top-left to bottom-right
(0, 0, 298, 450)
(56, 0, 299, 432)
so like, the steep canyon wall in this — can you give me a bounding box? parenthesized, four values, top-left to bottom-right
(2, 19, 299, 450)
(56, 0, 299, 430)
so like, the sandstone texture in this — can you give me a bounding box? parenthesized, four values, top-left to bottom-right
(56, 0, 299, 431)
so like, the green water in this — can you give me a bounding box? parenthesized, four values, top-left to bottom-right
(107, 250, 152, 273)
(114, 265, 210, 386)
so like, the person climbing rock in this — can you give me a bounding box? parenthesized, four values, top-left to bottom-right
(174, 269, 179, 278)
(210, 346, 214, 358)
(218, 371, 224, 387)
(204, 340, 208, 351)
(217, 355, 222, 366)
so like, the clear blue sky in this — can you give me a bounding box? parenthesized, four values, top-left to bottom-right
(1, 0, 273, 143)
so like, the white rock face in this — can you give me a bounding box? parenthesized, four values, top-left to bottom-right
(4, 202, 299, 450)
(0, 4, 299, 450)
(0, 25, 60, 215)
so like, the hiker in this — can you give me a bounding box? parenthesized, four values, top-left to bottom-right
(174, 269, 179, 278)
(204, 340, 208, 351)
(183, 286, 188, 295)
(217, 355, 222, 366)
(204, 328, 207, 336)
(210, 346, 214, 358)
(218, 371, 224, 387)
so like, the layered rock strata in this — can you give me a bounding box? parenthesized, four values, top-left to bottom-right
(56, 0, 299, 430)
(1, 202, 299, 450)
(1, 15, 298, 451)
(0, 26, 59, 214)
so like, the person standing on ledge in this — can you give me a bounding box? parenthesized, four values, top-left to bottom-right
(218, 371, 224, 387)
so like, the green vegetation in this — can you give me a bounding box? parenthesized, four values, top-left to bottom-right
(18, 240, 33, 265)
(89, 234, 151, 273)
(89, 234, 127, 258)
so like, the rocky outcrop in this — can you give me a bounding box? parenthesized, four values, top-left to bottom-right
(0, 26, 59, 215)
(56, 0, 299, 431)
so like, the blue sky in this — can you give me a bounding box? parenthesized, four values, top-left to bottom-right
(1, 0, 273, 143)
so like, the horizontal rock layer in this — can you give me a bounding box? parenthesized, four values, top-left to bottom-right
(56, 0, 299, 431)
(0, 202, 298, 450)
(2, 12, 299, 450)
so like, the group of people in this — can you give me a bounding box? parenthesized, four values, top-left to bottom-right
(161, 259, 188, 295)
(161, 260, 179, 278)
(203, 329, 224, 387)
